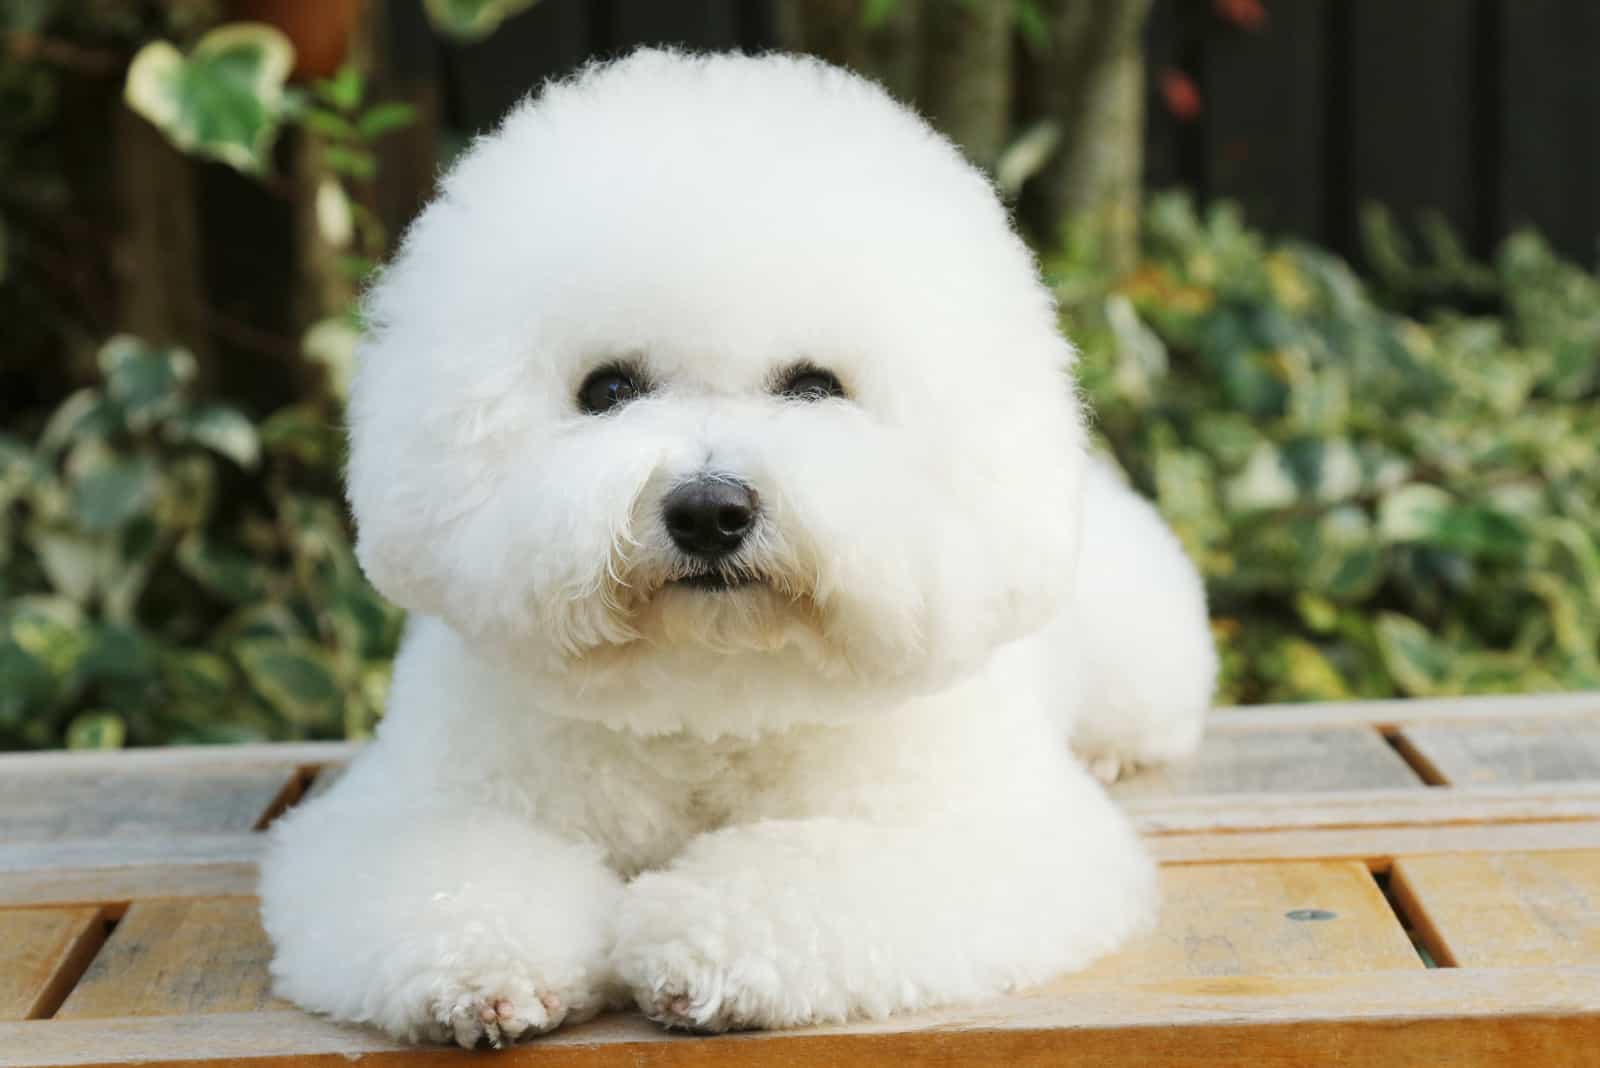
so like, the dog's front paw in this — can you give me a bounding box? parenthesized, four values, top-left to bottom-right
(1084, 751, 1142, 785)
(405, 967, 601, 1048)
(612, 875, 795, 1033)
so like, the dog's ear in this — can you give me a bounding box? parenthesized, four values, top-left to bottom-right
(343, 325, 455, 622)
(963, 337, 1089, 649)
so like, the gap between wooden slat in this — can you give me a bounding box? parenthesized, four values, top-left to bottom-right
(250, 766, 322, 831)
(1379, 726, 1451, 786)
(1369, 868, 1447, 969)
(29, 910, 114, 1021)
(1384, 862, 1459, 968)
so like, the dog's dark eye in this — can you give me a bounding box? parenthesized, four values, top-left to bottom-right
(578, 365, 644, 414)
(776, 365, 845, 402)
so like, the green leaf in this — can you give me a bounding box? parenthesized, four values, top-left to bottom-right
(0, 639, 56, 728)
(322, 144, 376, 180)
(124, 25, 296, 174)
(66, 711, 127, 750)
(356, 102, 417, 140)
(1374, 613, 1452, 697)
(301, 107, 358, 139)
(1275, 638, 1351, 700)
(100, 336, 195, 428)
(302, 316, 359, 399)
(313, 66, 364, 111)
(28, 527, 100, 604)
(1225, 442, 1298, 512)
(38, 389, 119, 456)
(172, 405, 260, 468)
(71, 456, 156, 533)
(177, 533, 268, 603)
(1013, 0, 1051, 52)
(161, 648, 237, 708)
(235, 638, 342, 727)
(862, 0, 899, 28)
(259, 403, 342, 466)
(423, 0, 543, 41)
(7, 598, 91, 680)
(1377, 483, 1453, 542)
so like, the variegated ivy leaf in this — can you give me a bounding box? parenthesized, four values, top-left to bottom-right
(423, 0, 543, 41)
(100, 336, 196, 430)
(124, 24, 295, 174)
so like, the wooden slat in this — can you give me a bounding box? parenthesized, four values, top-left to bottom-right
(15, 789, 1600, 908)
(55, 899, 281, 1019)
(1129, 782, 1600, 835)
(0, 909, 104, 1021)
(1199, 0, 1329, 237)
(1108, 727, 1421, 799)
(1139, 0, 1183, 193)
(1499, 0, 1600, 263)
(5, 969, 1600, 1068)
(1392, 851, 1600, 968)
(1208, 691, 1600, 731)
(1062, 861, 1419, 982)
(1152, 818, 1600, 866)
(0, 767, 302, 843)
(1342, 0, 1488, 252)
(1396, 719, 1600, 786)
(0, 833, 261, 908)
(0, 743, 354, 775)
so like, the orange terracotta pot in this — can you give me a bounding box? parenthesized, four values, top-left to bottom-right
(230, 0, 364, 81)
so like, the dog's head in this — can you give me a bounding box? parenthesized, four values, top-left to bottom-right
(348, 50, 1089, 736)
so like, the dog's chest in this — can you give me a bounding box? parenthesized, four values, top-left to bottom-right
(539, 725, 791, 875)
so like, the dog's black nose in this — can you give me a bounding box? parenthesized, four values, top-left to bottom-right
(663, 478, 758, 557)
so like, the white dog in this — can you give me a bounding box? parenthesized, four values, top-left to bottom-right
(259, 49, 1215, 1049)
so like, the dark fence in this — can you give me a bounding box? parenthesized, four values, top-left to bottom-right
(381, 0, 1600, 265)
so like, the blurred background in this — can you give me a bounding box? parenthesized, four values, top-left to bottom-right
(2, 0, 1597, 750)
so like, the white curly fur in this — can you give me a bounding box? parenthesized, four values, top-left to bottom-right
(258, 49, 1216, 1048)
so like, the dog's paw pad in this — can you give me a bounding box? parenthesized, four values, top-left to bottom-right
(1087, 754, 1125, 784)
(433, 983, 567, 1049)
(639, 985, 726, 1033)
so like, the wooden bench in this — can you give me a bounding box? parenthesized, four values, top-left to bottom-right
(4, 692, 1600, 1066)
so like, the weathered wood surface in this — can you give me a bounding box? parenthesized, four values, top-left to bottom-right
(1151, 818, 1600, 867)
(0, 909, 103, 1021)
(0, 767, 303, 843)
(1210, 691, 1600, 731)
(1128, 782, 1600, 835)
(55, 899, 283, 1019)
(1108, 726, 1422, 799)
(1061, 861, 1419, 980)
(1392, 851, 1600, 967)
(2, 692, 1600, 1066)
(4, 969, 1600, 1068)
(0, 835, 263, 909)
(1396, 719, 1600, 786)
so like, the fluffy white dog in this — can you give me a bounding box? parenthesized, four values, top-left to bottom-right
(259, 49, 1215, 1049)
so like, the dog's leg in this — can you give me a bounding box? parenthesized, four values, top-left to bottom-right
(1049, 460, 1215, 783)
(259, 794, 621, 1048)
(611, 740, 1154, 1031)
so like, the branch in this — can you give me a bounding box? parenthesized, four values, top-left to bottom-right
(4, 30, 125, 74)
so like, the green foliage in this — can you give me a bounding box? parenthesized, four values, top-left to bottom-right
(423, 0, 543, 41)
(123, 24, 296, 175)
(297, 65, 416, 286)
(1, 337, 402, 750)
(1061, 195, 1600, 704)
